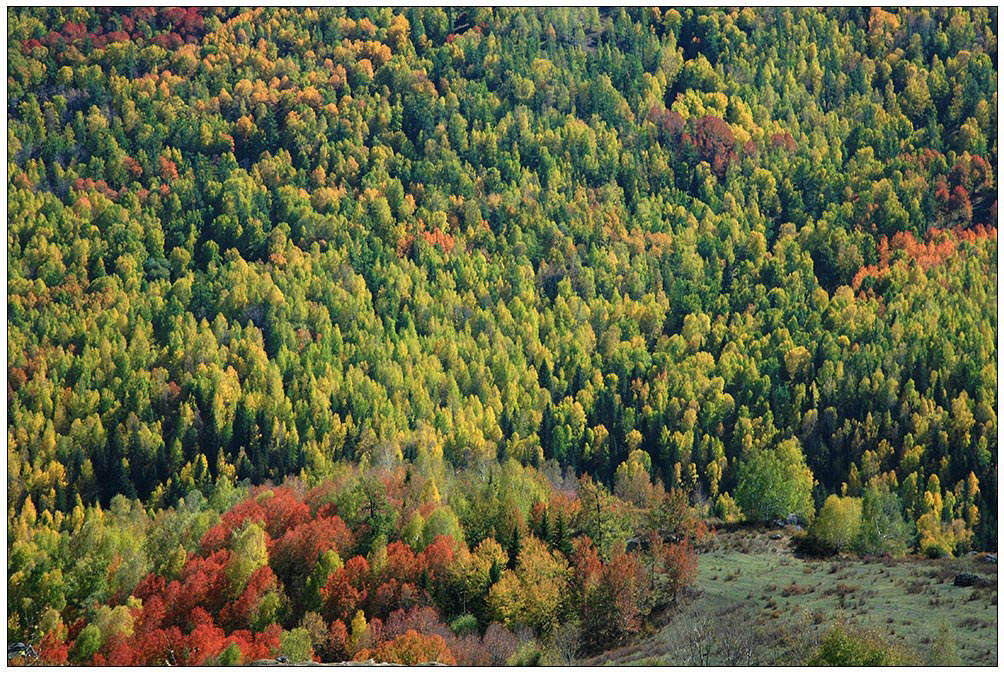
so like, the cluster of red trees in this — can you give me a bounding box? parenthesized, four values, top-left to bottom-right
(644, 105, 740, 176)
(933, 153, 996, 227)
(31, 480, 700, 666)
(572, 534, 697, 652)
(21, 8, 206, 55)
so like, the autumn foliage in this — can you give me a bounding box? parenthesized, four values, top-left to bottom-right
(7, 6, 998, 665)
(25, 469, 705, 666)
(852, 225, 997, 291)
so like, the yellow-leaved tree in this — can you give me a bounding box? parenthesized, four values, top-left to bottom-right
(488, 536, 570, 634)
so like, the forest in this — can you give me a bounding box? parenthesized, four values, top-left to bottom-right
(6, 6, 998, 665)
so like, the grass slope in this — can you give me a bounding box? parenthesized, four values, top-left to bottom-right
(583, 528, 997, 666)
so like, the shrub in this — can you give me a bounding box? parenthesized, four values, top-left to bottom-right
(811, 495, 862, 551)
(923, 541, 951, 559)
(70, 624, 102, 664)
(216, 643, 242, 666)
(279, 627, 314, 663)
(854, 483, 912, 557)
(714, 492, 743, 523)
(507, 640, 547, 666)
(356, 630, 456, 665)
(929, 623, 961, 666)
(807, 623, 916, 666)
(450, 614, 479, 637)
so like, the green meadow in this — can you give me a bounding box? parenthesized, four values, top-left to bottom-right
(585, 528, 997, 666)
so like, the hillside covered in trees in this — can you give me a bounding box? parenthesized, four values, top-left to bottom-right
(7, 6, 998, 665)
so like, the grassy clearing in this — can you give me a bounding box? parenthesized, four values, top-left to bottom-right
(585, 527, 997, 666)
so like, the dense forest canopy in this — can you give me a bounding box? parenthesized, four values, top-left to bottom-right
(6, 6, 998, 665)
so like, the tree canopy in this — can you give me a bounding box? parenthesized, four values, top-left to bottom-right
(6, 6, 998, 663)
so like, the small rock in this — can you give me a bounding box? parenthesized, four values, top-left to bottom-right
(770, 533, 782, 540)
(953, 572, 984, 587)
(7, 643, 37, 660)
